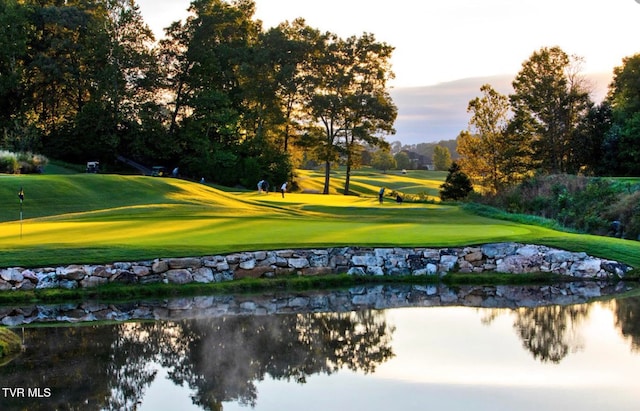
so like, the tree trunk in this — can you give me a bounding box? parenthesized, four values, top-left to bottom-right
(323, 160, 331, 194)
(344, 163, 351, 195)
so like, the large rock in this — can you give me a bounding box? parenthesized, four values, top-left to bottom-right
(35, 273, 59, 289)
(301, 267, 333, 276)
(93, 265, 113, 278)
(351, 255, 379, 267)
(288, 258, 310, 269)
(193, 267, 214, 283)
(570, 258, 603, 278)
(58, 267, 86, 281)
(239, 259, 256, 270)
(440, 255, 458, 271)
(235, 266, 273, 279)
(132, 266, 150, 277)
(482, 243, 519, 259)
(601, 261, 630, 278)
(166, 257, 202, 269)
(0, 279, 12, 291)
(1, 268, 23, 282)
(151, 260, 169, 274)
(166, 269, 193, 284)
(80, 276, 108, 288)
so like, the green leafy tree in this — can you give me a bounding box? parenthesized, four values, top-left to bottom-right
(458, 84, 531, 193)
(304, 32, 396, 194)
(371, 149, 396, 173)
(158, 0, 263, 181)
(604, 53, 640, 175)
(0, 0, 31, 147)
(23, 2, 96, 154)
(510, 46, 592, 173)
(573, 102, 613, 175)
(432, 145, 452, 171)
(258, 19, 321, 155)
(439, 162, 473, 201)
(340, 33, 396, 194)
(394, 151, 411, 170)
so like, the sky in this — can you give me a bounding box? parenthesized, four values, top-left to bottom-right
(135, 0, 640, 143)
(137, 0, 640, 88)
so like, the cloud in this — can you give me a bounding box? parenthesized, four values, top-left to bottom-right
(390, 73, 611, 145)
(389, 75, 513, 145)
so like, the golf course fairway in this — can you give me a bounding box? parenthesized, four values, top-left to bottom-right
(0, 173, 638, 268)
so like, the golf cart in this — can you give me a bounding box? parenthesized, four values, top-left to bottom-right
(86, 161, 99, 173)
(151, 166, 166, 177)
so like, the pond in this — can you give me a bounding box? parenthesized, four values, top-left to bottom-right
(1, 283, 639, 411)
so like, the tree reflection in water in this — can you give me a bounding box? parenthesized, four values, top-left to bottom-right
(153, 310, 395, 409)
(2, 295, 640, 410)
(481, 304, 590, 363)
(614, 297, 640, 352)
(0, 310, 393, 410)
(512, 304, 588, 363)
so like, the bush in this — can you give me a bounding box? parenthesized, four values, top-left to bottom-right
(478, 173, 640, 241)
(0, 150, 48, 174)
(605, 191, 640, 240)
(0, 151, 19, 173)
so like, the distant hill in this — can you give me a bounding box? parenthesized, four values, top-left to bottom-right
(390, 72, 612, 145)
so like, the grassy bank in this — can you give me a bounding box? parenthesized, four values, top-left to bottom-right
(0, 328, 21, 361)
(0, 171, 639, 270)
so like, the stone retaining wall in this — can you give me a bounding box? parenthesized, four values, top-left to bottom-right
(0, 243, 633, 292)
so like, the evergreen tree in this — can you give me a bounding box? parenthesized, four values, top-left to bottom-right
(439, 162, 473, 201)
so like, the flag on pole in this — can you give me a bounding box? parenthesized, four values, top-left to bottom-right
(18, 187, 24, 202)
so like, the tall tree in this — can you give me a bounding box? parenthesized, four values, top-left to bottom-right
(510, 46, 592, 174)
(304, 32, 396, 194)
(605, 53, 640, 175)
(394, 151, 411, 170)
(158, 0, 262, 182)
(432, 145, 451, 171)
(371, 148, 396, 173)
(24, 1, 94, 153)
(341, 33, 396, 195)
(75, 0, 158, 162)
(0, 0, 32, 149)
(258, 19, 322, 156)
(458, 84, 531, 193)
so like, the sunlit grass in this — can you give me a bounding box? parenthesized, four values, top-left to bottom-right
(0, 172, 639, 268)
(294, 167, 446, 199)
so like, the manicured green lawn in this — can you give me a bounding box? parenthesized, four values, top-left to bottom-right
(295, 168, 447, 198)
(1, 172, 639, 268)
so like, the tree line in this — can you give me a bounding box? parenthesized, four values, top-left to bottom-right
(0, 0, 396, 192)
(457, 46, 640, 194)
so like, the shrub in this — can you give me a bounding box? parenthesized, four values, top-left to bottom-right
(477, 173, 639, 240)
(440, 162, 474, 201)
(0, 151, 19, 173)
(604, 191, 640, 240)
(0, 150, 48, 174)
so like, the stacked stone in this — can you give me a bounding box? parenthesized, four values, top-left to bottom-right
(0, 243, 633, 291)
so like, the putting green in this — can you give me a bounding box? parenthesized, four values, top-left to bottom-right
(1, 174, 639, 268)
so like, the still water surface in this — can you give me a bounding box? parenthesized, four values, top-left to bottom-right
(1, 289, 639, 411)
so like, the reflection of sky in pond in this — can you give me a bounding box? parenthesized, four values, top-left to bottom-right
(137, 303, 640, 411)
